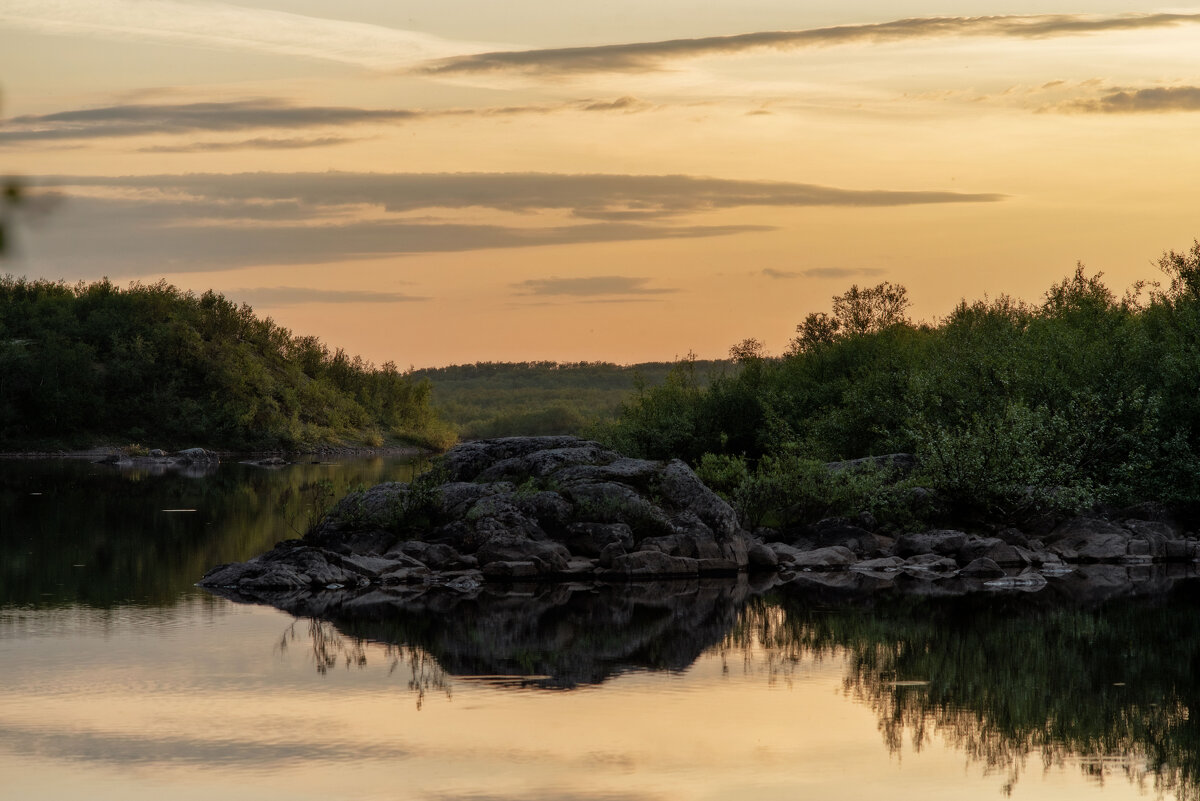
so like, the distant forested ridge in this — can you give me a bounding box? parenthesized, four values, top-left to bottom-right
(600, 242, 1200, 527)
(411, 359, 727, 439)
(0, 277, 451, 450)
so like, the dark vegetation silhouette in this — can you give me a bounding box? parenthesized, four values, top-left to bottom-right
(599, 242, 1200, 528)
(0, 277, 453, 450)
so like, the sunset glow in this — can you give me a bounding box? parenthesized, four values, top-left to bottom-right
(4, 1, 1200, 365)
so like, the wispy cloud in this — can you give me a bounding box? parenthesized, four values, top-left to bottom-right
(0, 98, 650, 144)
(42, 172, 1004, 215)
(1057, 86, 1200, 113)
(138, 136, 357, 153)
(514, 276, 676, 297)
(762, 268, 800, 279)
(25, 171, 1000, 276)
(0, 100, 421, 142)
(800, 266, 886, 279)
(762, 266, 885, 279)
(28, 213, 770, 277)
(226, 287, 427, 306)
(0, 0, 497, 70)
(419, 12, 1200, 76)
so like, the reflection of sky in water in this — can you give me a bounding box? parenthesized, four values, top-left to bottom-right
(0, 597, 1168, 801)
(0, 459, 1190, 800)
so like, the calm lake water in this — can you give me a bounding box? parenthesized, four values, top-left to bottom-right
(2, 457, 1198, 801)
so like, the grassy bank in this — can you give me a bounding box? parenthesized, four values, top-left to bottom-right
(413, 359, 727, 439)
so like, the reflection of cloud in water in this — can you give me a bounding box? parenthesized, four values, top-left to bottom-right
(0, 723, 409, 766)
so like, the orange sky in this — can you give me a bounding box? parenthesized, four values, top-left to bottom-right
(3, 1, 1200, 366)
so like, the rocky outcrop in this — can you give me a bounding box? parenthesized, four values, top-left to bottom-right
(201, 436, 756, 593)
(199, 438, 1200, 604)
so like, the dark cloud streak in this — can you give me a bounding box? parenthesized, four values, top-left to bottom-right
(0, 98, 649, 144)
(227, 287, 427, 305)
(29, 209, 771, 276)
(26, 171, 1000, 277)
(419, 13, 1200, 75)
(139, 136, 357, 153)
(514, 276, 676, 296)
(43, 172, 1004, 214)
(1061, 86, 1200, 113)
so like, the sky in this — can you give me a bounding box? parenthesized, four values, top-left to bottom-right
(3, 1, 1200, 367)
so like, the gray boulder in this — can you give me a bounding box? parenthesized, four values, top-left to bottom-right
(1044, 517, 1130, 562)
(957, 536, 1031, 567)
(790, 546, 857, 570)
(608, 550, 700, 577)
(894, 529, 967, 557)
(474, 534, 571, 574)
(562, 522, 634, 558)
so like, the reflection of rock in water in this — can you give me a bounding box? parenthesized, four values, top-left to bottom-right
(207, 562, 1200, 797)
(215, 577, 766, 689)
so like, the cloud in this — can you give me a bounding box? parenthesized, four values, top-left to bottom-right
(226, 287, 427, 306)
(42, 172, 1004, 214)
(418, 13, 1200, 75)
(1059, 86, 1200, 113)
(0, 100, 423, 143)
(799, 266, 886, 279)
(22, 171, 999, 276)
(762, 266, 885, 279)
(137, 136, 358, 153)
(0, 0, 497, 70)
(514, 276, 676, 297)
(0, 98, 650, 144)
(580, 96, 647, 112)
(26, 212, 770, 276)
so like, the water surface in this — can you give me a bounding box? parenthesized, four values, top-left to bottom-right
(2, 457, 1196, 800)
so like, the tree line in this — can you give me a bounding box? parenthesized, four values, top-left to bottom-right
(599, 242, 1200, 526)
(0, 277, 452, 450)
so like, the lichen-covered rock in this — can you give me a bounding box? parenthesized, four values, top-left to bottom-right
(607, 550, 700, 577)
(201, 436, 754, 590)
(894, 530, 968, 558)
(789, 546, 858, 570)
(1044, 517, 1131, 562)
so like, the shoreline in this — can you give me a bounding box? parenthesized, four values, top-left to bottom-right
(0, 443, 433, 461)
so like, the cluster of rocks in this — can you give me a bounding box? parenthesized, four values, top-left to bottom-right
(96, 446, 220, 476)
(765, 512, 1199, 585)
(199, 436, 1200, 599)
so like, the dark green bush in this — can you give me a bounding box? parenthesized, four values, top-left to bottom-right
(602, 244, 1200, 520)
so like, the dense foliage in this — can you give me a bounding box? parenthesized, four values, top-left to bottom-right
(0, 277, 452, 450)
(412, 359, 726, 439)
(601, 242, 1200, 525)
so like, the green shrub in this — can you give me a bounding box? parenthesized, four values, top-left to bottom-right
(694, 453, 749, 499)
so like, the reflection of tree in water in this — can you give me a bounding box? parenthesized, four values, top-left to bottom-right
(726, 590, 1200, 798)
(0, 457, 421, 607)
(278, 619, 450, 709)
